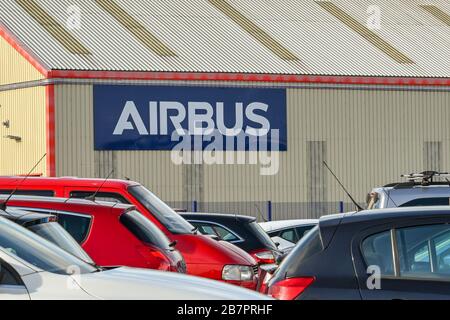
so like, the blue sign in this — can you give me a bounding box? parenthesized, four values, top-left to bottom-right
(93, 85, 287, 151)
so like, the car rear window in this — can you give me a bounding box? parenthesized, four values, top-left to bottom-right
(275, 226, 323, 276)
(247, 221, 278, 250)
(120, 210, 172, 250)
(57, 213, 92, 244)
(400, 197, 450, 207)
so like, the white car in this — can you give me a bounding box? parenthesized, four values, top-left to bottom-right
(0, 216, 269, 300)
(259, 219, 318, 252)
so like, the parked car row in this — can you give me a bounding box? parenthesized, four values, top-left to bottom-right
(2, 171, 450, 300)
(0, 211, 267, 300)
(0, 176, 273, 299)
(265, 171, 450, 300)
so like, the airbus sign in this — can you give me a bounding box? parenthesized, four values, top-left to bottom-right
(93, 85, 287, 151)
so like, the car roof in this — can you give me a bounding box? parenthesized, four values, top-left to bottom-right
(0, 207, 55, 224)
(329, 206, 450, 225)
(181, 212, 256, 223)
(259, 219, 319, 232)
(0, 195, 134, 211)
(0, 176, 139, 189)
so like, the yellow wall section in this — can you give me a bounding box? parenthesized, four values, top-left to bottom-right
(0, 87, 46, 175)
(0, 35, 44, 85)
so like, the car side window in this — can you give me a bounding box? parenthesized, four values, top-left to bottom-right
(361, 230, 395, 276)
(296, 226, 315, 240)
(212, 225, 239, 242)
(192, 223, 216, 236)
(396, 224, 450, 279)
(69, 191, 129, 204)
(280, 229, 298, 243)
(0, 189, 54, 197)
(191, 222, 239, 242)
(56, 213, 92, 244)
(0, 262, 21, 286)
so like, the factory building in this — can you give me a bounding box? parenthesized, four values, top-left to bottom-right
(1, 0, 450, 219)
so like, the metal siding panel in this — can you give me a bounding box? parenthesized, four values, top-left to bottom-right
(0, 86, 46, 175)
(1, 0, 450, 77)
(53, 81, 450, 219)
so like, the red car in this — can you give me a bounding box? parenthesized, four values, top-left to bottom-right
(0, 177, 258, 289)
(4, 196, 186, 272)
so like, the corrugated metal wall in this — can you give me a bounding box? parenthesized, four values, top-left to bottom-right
(0, 35, 47, 176)
(0, 86, 47, 175)
(54, 82, 450, 219)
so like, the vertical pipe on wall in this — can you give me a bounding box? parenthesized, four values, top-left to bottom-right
(45, 84, 56, 177)
(267, 200, 272, 221)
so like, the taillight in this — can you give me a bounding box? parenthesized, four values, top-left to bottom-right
(252, 250, 275, 264)
(136, 245, 172, 271)
(268, 277, 315, 300)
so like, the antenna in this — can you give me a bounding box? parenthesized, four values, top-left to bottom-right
(254, 203, 267, 223)
(0, 153, 47, 211)
(322, 161, 363, 212)
(85, 169, 114, 202)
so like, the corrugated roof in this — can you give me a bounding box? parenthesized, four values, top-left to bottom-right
(1, 0, 450, 77)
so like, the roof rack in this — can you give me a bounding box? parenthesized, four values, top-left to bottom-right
(386, 171, 450, 188)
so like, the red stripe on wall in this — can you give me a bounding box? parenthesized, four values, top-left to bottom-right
(45, 85, 56, 177)
(48, 70, 450, 87)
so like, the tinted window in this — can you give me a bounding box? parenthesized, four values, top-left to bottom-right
(0, 217, 96, 275)
(120, 210, 172, 249)
(57, 214, 92, 244)
(0, 263, 21, 285)
(362, 231, 394, 276)
(128, 185, 194, 234)
(296, 225, 316, 239)
(400, 198, 450, 207)
(0, 190, 54, 197)
(275, 226, 323, 277)
(397, 224, 450, 279)
(247, 222, 278, 250)
(70, 191, 129, 204)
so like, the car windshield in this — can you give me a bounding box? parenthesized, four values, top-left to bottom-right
(28, 222, 95, 264)
(128, 185, 194, 234)
(247, 221, 278, 250)
(0, 216, 97, 275)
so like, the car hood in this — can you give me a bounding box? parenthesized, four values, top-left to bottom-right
(79, 267, 269, 300)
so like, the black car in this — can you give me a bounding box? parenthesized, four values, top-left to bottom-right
(181, 212, 281, 265)
(268, 207, 450, 300)
(0, 207, 94, 264)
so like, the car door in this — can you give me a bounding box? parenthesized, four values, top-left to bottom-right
(0, 256, 30, 300)
(353, 218, 450, 300)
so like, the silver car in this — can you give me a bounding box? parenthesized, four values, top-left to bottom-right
(367, 171, 450, 209)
